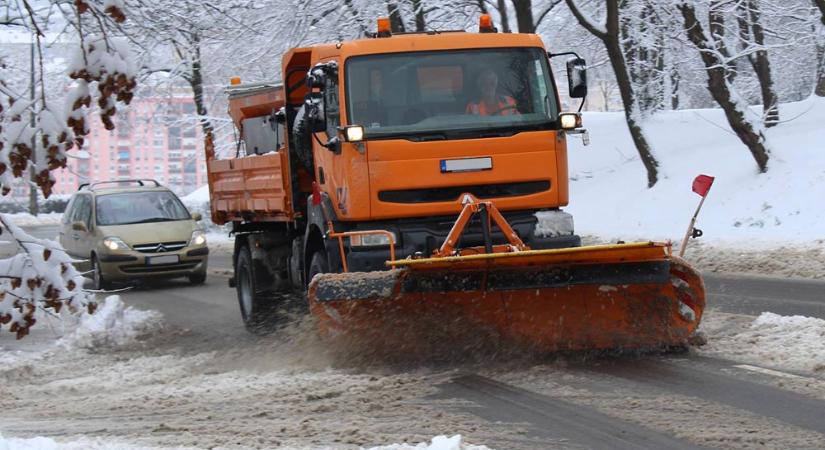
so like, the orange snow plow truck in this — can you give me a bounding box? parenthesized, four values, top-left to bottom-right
(209, 16, 705, 352)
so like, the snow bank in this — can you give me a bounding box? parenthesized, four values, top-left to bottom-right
(0, 434, 196, 450)
(364, 435, 493, 450)
(563, 96, 825, 246)
(58, 296, 162, 349)
(181, 184, 210, 204)
(699, 312, 825, 374)
(6, 213, 63, 227)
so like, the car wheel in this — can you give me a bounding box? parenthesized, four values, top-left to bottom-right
(92, 255, 111, 291)
(188, 271, 207, 285)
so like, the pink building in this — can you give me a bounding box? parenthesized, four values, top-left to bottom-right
(51, 95, 207, 197)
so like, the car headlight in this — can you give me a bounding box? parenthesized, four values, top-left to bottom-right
(349, 232, 395, 248)
(190, 230, 207, 246)
(102, 237, 129, 251)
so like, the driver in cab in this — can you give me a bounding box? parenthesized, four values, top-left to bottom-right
(466, 69, 519, 116)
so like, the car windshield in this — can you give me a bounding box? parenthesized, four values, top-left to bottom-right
(96, 190, 191, 226)
(345, 47, 558, 140)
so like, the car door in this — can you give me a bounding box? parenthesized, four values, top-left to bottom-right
(69, 194, 94, 271)
(58, 195, 78, 255)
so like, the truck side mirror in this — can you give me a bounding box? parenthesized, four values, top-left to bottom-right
(566, 57, 588, 98)
(304, 92, 326, 133)
(72, 221, 87, 232)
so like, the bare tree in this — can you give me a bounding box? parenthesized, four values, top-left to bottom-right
(736, 0, 779, 126)
(565, 0, 660, 187)
(679, 1, 770, 173)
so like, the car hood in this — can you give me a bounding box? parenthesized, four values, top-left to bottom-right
(97, 220, 196, 246)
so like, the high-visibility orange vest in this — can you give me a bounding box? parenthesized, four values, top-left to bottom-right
(466, 96, 518, 116)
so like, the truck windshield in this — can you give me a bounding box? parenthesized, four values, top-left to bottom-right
(345, 47, 559, 140)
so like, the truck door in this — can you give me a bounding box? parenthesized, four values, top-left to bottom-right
(314, 59, 370, 220)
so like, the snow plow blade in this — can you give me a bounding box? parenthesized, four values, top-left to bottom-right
(307, 241, 705, 354)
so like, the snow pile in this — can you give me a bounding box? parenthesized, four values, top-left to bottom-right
(58, 295, 162, 349)
(6, 213, 64, 227)
(700, 312, 825, 374)
(0, 433, 196, 450)
(181, 185, 221, 231)
(365, 435, 493, 450)
(563, 96, 825, 246)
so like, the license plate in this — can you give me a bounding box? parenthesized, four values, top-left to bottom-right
(146, 255, 179, 266)
(440, 157, 492, 173)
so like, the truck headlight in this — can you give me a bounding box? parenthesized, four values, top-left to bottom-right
(190, 230, 207, 246)
(350, 232, 395, 248)
(102, 237, 129, 251)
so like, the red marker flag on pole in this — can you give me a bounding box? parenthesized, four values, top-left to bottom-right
(692, 175, 715, 198)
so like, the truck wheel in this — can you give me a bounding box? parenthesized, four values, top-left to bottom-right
(307, 250, 329, 286)
(235, 246, 275, 333)
(291, 104, 314, 172)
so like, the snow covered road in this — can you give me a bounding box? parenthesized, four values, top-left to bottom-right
(2, 227, 825, 449)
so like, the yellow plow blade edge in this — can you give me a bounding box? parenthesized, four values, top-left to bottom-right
(308, 242, 705, 354)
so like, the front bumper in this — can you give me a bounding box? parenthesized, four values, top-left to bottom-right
(98, 246, 209, 281)
(342, 210, 581, 272)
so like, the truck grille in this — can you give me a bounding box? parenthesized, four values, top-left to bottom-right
(133, 241, 188, 253)
(378, 181, 550, 204)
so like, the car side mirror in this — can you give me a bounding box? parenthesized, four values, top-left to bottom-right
(191, 212, 203, 221)
(566, 57, 588, 98)
(72, 221, 87, 232)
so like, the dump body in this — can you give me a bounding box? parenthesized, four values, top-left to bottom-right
(209, 83, 295, 225)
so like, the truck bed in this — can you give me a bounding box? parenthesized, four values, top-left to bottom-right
(208, 152, 293, 224)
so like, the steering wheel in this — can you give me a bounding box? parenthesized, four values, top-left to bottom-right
(489, 105, 520, 116)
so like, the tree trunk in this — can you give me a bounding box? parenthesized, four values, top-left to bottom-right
(497, 0, 511, 32)
(566, 0, 659, 187)
(680, 3, 770, 173)
(815, 0, 825, 26)
(411, 0, 425, 31)
(511, 0, 535, 33)
(605, 37, 659, 187)
(387, 2, 406, 33)
(816, 40, 825, 96)
(738, 0, 779, 126)
(670, 68, 680, 110)
(189, 33, 216, 167)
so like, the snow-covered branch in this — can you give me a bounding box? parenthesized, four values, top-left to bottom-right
(0, 215, 96, 339)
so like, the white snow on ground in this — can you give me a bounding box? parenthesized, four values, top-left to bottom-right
(364, 435, 493, 450)
(698, 311, 825, 375)
(0, 434, 492, 450)
(58, 295, 163, 349)
(1, 296, 162, 369)
(5, 213, 63, 227)
(558, 96, 825, 247)
(0, 434, 198, 450)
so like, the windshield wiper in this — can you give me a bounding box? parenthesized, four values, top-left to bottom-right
(120, 217, 179, 225)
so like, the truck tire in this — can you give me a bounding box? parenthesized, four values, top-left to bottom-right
(292, 104, 314, 172)
(235, 245, 276, 333)
(307, 250, 329, 286)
